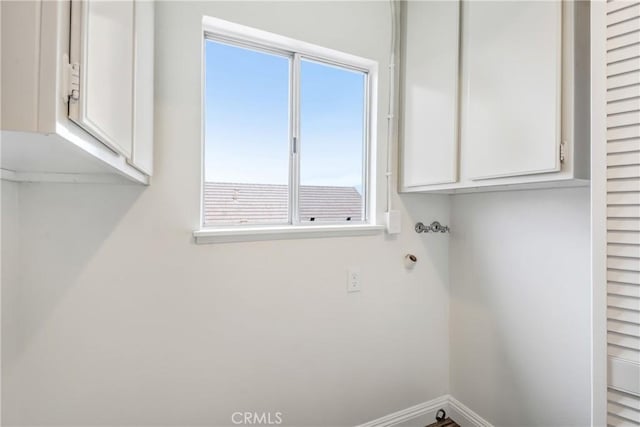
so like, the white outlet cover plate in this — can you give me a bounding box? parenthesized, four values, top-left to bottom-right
(347, 267, 361, 292)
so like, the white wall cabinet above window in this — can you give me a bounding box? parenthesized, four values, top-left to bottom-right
(399, 0, 590, 194)
(0, 0, 154, 184)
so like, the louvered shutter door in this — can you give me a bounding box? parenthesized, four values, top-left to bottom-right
(607, 2, 640, 426)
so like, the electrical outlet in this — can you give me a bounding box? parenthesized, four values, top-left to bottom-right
(347, 268, 361, 293)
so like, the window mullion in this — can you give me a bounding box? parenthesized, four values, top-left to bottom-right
(290, 53, 302, 225)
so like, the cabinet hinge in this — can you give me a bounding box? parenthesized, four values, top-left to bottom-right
(63, 54, 80, 103)
(560, 141, 566, 163)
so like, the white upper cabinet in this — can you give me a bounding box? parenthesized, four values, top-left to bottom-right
(400, 0, 460, 188)
(69, 0, 135, 159)
(462, 1, 562, 181)
(400, 0, 590, 193)
(0, 0, 154, 184)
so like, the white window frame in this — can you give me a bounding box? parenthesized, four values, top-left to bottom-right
(195, 16, 382, 244)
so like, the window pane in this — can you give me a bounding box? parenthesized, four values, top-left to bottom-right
(299, 59, 366, 223)
(204, 40, 290, 226)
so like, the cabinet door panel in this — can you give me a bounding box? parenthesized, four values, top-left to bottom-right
(69, 0, 134, 158)
(129, 0, 154, 175)
(401, 0, 460, 187)
(0, 0, 41, 132)
(462, 1, 562, 180)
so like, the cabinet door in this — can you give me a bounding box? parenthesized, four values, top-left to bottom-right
(462, 1, 562, 180)
(401, 0, 460, 188)
(69, 0, 134, 158)
(129, 0, 154, 175)
(0, 0, 41, 132)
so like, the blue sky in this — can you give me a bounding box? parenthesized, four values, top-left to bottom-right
(204, 40, 365, 192)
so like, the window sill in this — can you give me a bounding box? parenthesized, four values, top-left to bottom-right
(193, 224, 385, 244)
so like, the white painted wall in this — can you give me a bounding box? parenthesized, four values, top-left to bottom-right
(1, 2, 451, 425)
(449, 187, 591, 427)
(1, 180, 20, 425)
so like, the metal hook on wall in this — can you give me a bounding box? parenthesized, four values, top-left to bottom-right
(415, 221, 450, 234)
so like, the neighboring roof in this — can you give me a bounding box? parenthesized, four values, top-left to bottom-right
(204, 182, 363, 225)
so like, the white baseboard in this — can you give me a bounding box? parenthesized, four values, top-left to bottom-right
(359, 395, 493, 427)
(357, 395, 449, 427)
(447, 396, 493, 427)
